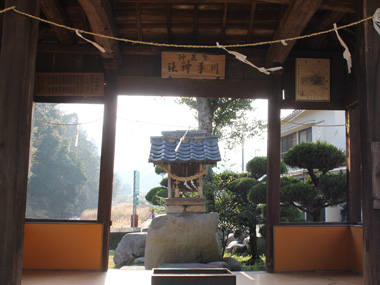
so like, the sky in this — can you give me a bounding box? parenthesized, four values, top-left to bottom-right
(60, 97, 293, 194)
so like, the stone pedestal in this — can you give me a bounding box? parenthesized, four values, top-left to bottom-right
(165, 198, 206, 214)
(152, 268, 236, 285)
(144, 212, 222, 269)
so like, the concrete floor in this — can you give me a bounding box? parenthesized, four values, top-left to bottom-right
(22, 268, 363, 285)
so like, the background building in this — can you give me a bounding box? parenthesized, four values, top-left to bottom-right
(281, 110, 346, 222)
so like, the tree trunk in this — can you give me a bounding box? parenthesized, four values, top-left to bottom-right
(196, 97, 213, 180)
(196, 97, 212, 134)
(249, 231, 258, 262)
(312, 209, 322, 222)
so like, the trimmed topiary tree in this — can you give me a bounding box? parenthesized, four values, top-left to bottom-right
(249, 141, 347, 222)
(246, 156, 288, 180)
(282, 141, 346, 187)
(145, 186, 168, 205)
(226, 177, 260, 262)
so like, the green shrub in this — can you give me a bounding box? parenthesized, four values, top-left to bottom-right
(246, 156, 288, 180)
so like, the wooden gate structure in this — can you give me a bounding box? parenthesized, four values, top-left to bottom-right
(0, 0, 379, 284)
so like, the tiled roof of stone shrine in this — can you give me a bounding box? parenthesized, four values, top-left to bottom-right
(149, 130, 221, 164)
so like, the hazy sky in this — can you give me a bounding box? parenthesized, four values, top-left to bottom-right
(60, 97, 292, 193)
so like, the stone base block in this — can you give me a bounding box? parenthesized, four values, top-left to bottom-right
(152, 268, 236, 285)
(165, 198, 206, 213)
(144, 213, 222, 269)
(166, 204, 206, 214)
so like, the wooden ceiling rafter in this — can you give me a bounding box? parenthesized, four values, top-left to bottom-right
(221, 3, 228, 43)
(40, 0, 75, 45)
(37, 23, 52, 41)
(136, 2, 143, 41)
(265, 0, 323, 67)
(306, 10, 346, 49)
(193, 3, 199, 43)
(167, 3, 173, 43)
(113, 0, 354, 13)
(77, 0, 121, 68)
(247, 3, 257, 43)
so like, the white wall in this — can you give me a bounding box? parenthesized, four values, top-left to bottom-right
(281, 110, 346, 151)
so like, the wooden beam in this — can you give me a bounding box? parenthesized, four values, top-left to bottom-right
(114, 0, 355, 13)
(265, 0, 323, 67)
(246, 3, 257, 43)
(306, 10, 346, 49)
(265, 74, 282, 273)
(117, 76, 270, 99)
(97, 69, 118, 271)
(77, 0, 121, 66)
(346, 106, 362, 223)
(357, 0, 380, 282)
(40, 0, 75, 45)
(0, 0, 39, 284)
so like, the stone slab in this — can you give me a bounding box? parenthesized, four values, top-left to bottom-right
(152, 268, 236, 285)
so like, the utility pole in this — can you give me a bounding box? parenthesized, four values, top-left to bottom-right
(242, 134, 245, 172)
(132, 170, 140, 230)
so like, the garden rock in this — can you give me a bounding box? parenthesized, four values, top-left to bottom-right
(226, 241, 247, 254)
(226, 240, 239, 253)
(158, 262, 227, 269)
(207, 261, 231, 269)
(133, 257, 145, 264)
(225, 233, 238, 245)
(223, 257, 244, 271)
(144, 213, 222, 269)
(114, 232, 147, 267)
(231, 243, 247, 255)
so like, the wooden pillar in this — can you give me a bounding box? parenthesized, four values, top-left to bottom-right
(97, 69, 118, 271)
(265, 74, 281, 273)
(168, 164, 172, 198)
(346, 106, 362, 223)
(356, 0, 380, 283)
(0, 1, 39, 284)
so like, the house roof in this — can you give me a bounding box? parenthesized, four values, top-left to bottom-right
(148, 130, 221, 164)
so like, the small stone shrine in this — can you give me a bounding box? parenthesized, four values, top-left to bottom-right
(145, 130, 222, 269)
(148, 130, 221, 214)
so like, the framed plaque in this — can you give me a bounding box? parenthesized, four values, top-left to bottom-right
(35, 73, 104, 97)
(162, 52, 225, 79)
(295, 58, 330, 102)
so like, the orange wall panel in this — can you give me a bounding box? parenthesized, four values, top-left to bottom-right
(23, 223, 103, 270)
(274, 226, 351, 272)
(350, 226, 363, 274)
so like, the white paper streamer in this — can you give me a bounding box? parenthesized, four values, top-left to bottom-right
(74, 124, 79, 147)
(373, 8, 380, 36)
(281, 40, 288, 46)
(75, 30, 106, 53)
(191, 179, 197, 190)
(333, 23, 352, 73)
(217, 42, 283, 75)
(184, 181, 193, 191)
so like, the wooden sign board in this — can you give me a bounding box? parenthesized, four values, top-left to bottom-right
(35, 73, 104, 96)
(161, 52, 225, 79)
(295, 58, 330, 102)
